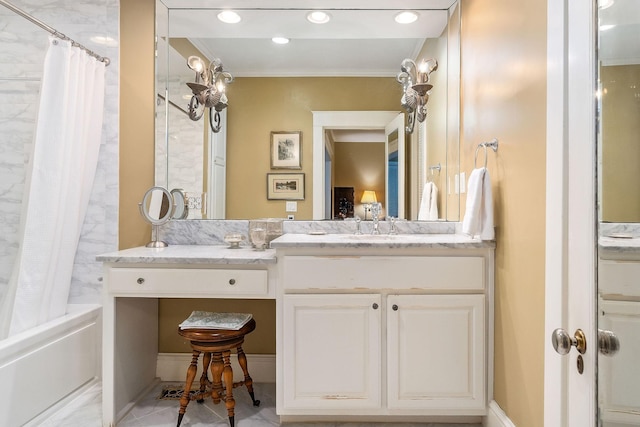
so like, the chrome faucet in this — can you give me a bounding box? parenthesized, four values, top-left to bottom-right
(354, 215, 362, 235)
(370, 203, 382, 235)
(388, 216, 398, 235)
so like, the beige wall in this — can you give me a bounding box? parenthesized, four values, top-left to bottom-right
(601, 65, 640, 222)
(461, 0, 547, 426)
(120, 0, 155, 249)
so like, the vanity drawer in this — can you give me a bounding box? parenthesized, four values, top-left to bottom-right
(282, 256, 485, 291)
(108, 268, 268, 297)
(599, 260, 640, 299)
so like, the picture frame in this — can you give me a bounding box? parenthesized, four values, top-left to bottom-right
(267, 173, 305, 200)
(270, 131, 302, 169)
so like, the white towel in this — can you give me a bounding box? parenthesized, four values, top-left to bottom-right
(418, 182, 439, 220)
(462, 167, 494, 240)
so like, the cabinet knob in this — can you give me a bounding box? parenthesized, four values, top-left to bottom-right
(598, 329, 620, 356)
(372, 303, 379, 310)
(136, 278, 145, 285)
(392, 304, 398, 311)
(229, 278, 236, 285)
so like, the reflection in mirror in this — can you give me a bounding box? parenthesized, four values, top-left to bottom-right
(171, 188, 189, 219)
(597, 2, 640, 427)
(156, 1, 460, 221)
(385, 113, 406, 218)
(138, 186, 174, 247)
(388, 133, 399, 218)
(598, 0, 640, 223)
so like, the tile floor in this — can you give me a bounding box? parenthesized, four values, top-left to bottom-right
(37, 381, 481, 427)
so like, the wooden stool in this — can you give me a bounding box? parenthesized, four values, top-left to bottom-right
(176, 315, 260, 427)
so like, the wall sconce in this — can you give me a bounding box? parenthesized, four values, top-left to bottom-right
(361, 190, 377, 220)
(186, 55, 234, 133)
(396, 58, 438, 133)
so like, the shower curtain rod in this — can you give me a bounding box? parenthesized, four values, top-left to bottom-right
(0, 0, 110, 66)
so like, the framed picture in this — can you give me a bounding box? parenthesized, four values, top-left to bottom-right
(270, 131, 302, 169)
(267, 173, 305, 200)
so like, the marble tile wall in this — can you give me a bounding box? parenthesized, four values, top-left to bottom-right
(0, 0, 119, 306)
(156, 80, 206, 220)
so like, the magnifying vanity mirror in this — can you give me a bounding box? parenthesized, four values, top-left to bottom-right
(138, 186, 175, 247)
(170, 188, 189, 220)
(155, 0, 460, 222)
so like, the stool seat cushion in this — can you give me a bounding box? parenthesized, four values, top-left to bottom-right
(179, 311, 252, 330)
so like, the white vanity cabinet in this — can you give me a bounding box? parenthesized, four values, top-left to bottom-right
(274, 242, 494, 422)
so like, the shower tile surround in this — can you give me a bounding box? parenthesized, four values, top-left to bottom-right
(0, 0, 118, 306)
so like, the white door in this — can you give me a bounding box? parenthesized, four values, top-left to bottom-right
(281, 294, 382, 411)
(545, 0, 596, 425)
(387, 294, 485, 412)
(385, 113, 405, 219)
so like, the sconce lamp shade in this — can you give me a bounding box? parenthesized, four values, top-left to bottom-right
(361, 190, 377, 204)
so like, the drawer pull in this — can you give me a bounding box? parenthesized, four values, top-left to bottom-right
(392, 304, 398, 311)
(229, 279, 236, 285)
(372, 303, 379, 310)
(137, 278, 145, 285)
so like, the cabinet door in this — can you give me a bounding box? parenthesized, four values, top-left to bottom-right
(387, 294, 485, 413)
(282, 294, 382, 411)
(598, 299, 640, 426)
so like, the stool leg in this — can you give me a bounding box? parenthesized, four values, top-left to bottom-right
(237, 346, 260, 407)
(210, 352, 224, 405)
(177, 350, 200, 427)
(222, 350, 236, 427)
(197, 352, 212, 403)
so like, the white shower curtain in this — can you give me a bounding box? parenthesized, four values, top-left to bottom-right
(0, 37, 105, 338)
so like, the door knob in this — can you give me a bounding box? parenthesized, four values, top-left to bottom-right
(552, 328, 587, 355)
(598, 329, 620, 356)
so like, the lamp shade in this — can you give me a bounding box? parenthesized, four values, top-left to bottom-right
(361, 190, 377, 204)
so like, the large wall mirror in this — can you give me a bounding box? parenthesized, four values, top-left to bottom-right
(597, 1, 640, 426)
(155, 0, 460, 221)
(598, 0, 640, 223)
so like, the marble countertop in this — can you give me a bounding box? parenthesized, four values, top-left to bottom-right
(96, 245, 277, 265)
(270, 233, 495, 249)
(599, 236, 640, 254)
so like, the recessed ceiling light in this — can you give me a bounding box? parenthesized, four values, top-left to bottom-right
(599, 0, 614, 10)
(395, 11, 419, 24)
(307, 11, 331, 24)
(217, 10, 241, 24)
(272, 37, 290, 45)
(90, 35, 118, 47)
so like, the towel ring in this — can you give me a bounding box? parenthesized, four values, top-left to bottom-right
(474, 138, 499, 169)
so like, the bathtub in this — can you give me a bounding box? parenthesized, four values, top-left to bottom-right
(0, 304, 102, 426)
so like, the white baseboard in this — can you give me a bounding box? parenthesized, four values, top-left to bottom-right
(485, 400, 516, 427)
(156, 353, 276, 383)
